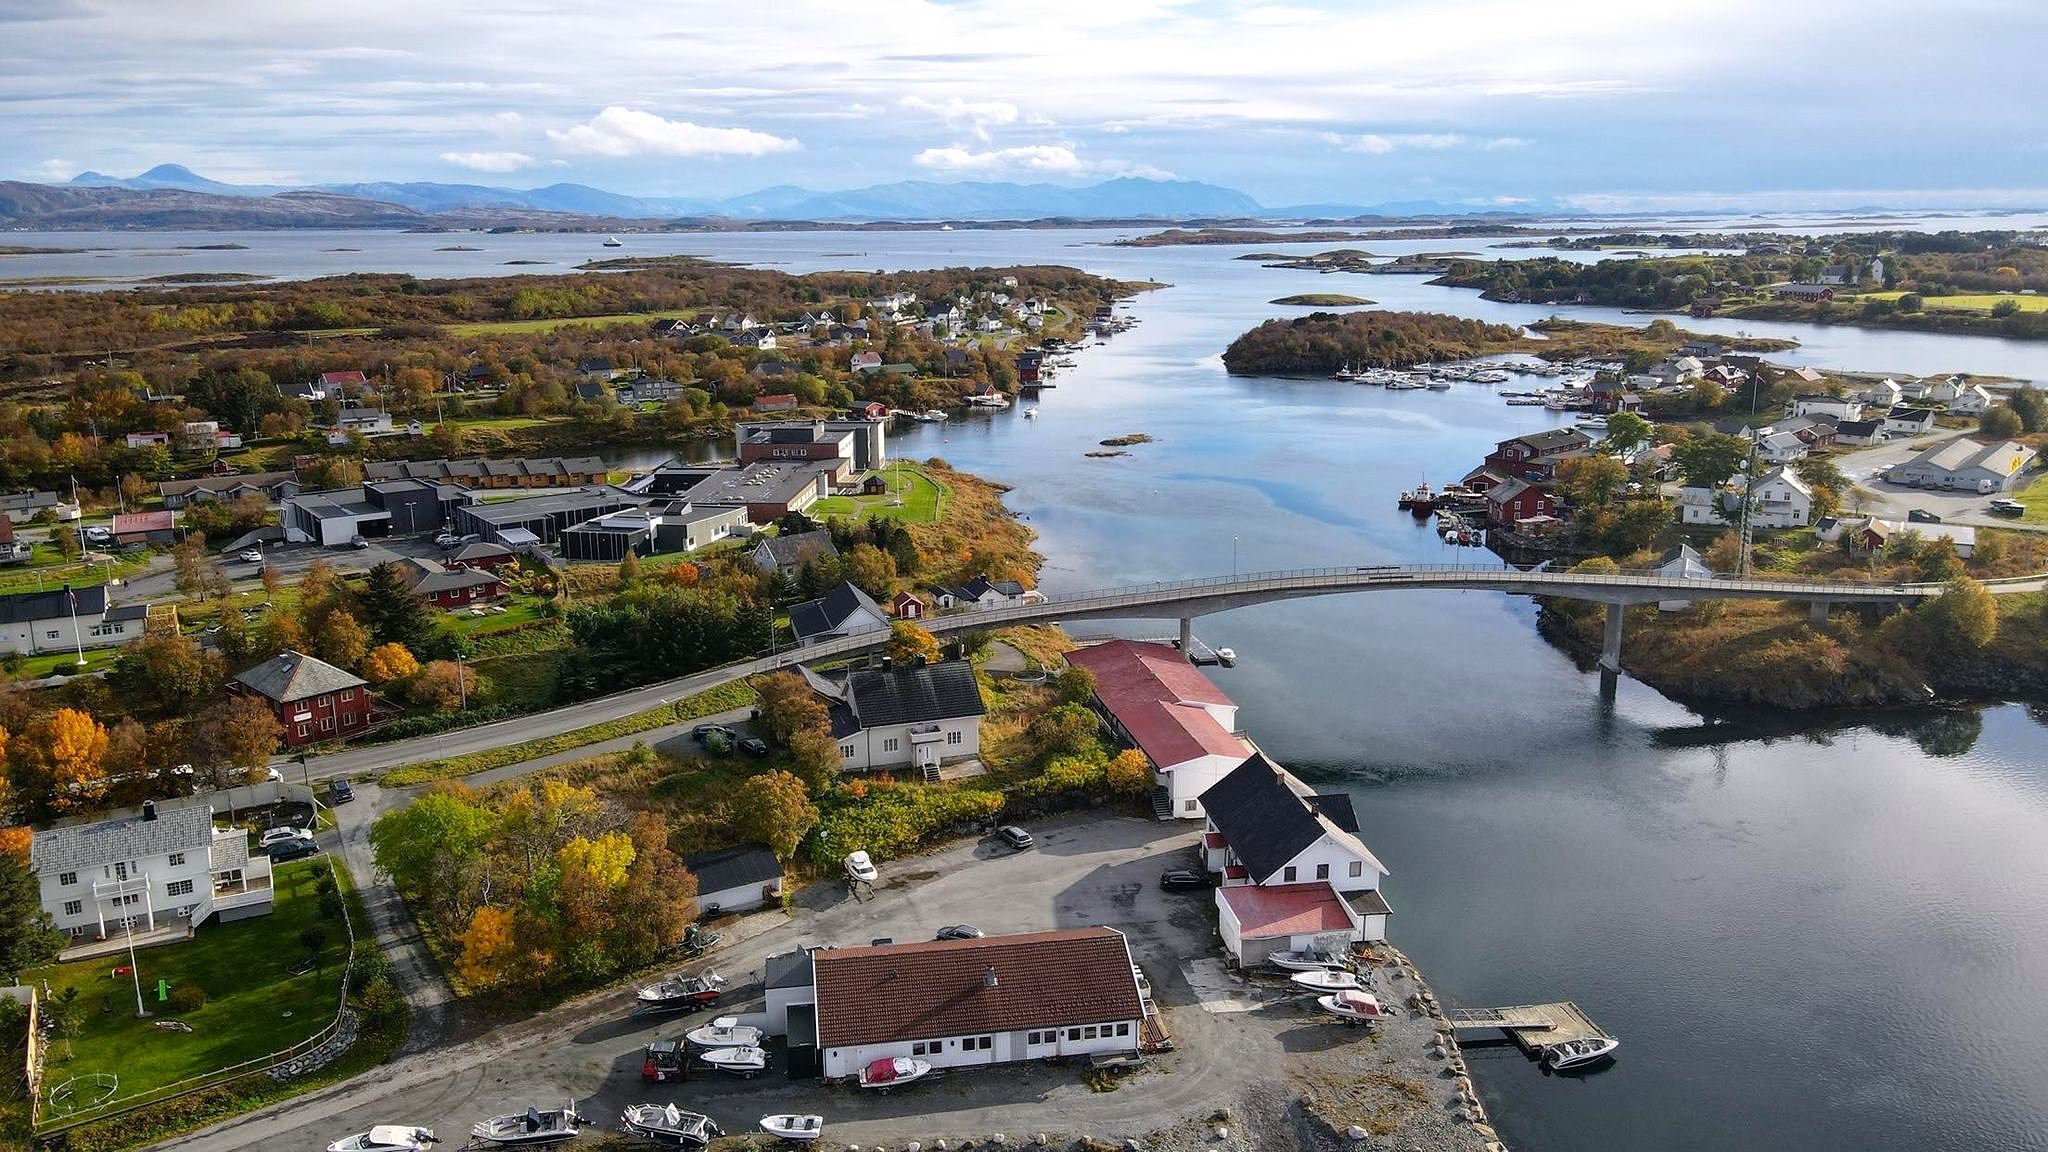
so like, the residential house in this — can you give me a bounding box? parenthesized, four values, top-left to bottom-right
(317, 370, 367, 394)
(448, 541, 516, 571)
(1948, 384, 1996, 416)
(230, 650, 373, 748)
(395, 557, 506, 609)
(1883, 407, 1938, 438)
(0, 491, 62, 523)
(1655, 543, 1712, 611)
(158, 471, 300, 509)
(124, 431, 171, 449)
(1793, 395, 1864, 422)
(30, 802, 274, 942)
(733, 329, 777, 350)
(1859, 518, 1977, 559)
(617, 378, 686, 405)
(1860, 379, 1905, 408)
(1750, 467, 1815, 529)
(1832, 419, 1887, 447)
(0, 585, 148, 656)
(111, 510, 177, 545)
(1773, 284, 1835, 302)
(683, 844, 784, 915)
(329, 408, 393, 436)
(575, 357, 614, 379)
(942, 347, 973, 375)
(1756, 430, 1809, 464)
(1457, 467, 1517, 494)
(808, 928, 1145, 1078)
(1483, 429, 1592, 481)
(754, 393, 798, 412)
(1886, 437, 2036, 493)
(788, 581, 890, 646)
(856, 401, 890, 421)
(933, 574, 1039, 610)
(1909, 376, 1966, 405)
(1677, 486, 1727, 525)
(573, 379, 612, 404)
(1064, 639, 1250, 820)
(752, 530, 839, 576)
(805, 659, 986, 773)
(851, 351, 883, 374)
(1484, 479, 1559, 526)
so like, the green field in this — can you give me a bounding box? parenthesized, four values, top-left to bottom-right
(441, 596, 551, 637)
(445, 309, 696, 337)
(1862, 291, 2048, 314)
(28, 859, 347, 1109)
(810, 461, 948, 523)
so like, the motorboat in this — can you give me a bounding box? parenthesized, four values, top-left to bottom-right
(914, 409, 949, 423)
(759, 1114, 826, 1143)
(1268, 948, 1351, 973)
(470, 1104, 584, 1146)
(698, 1046, 768, 1078)
(602, 236, 623, 248)
(1214, 647, 1236, 666)
(1291, 969, 1365, 993)
(857, 1056, 933, 1090)
(1318, 990, 1393, 1023)
(326, 1127, 439, 1152)
(620, 1104, 720, 1149)
(1424, 378, 1452, 391)
(1544, 1036, 1620, 1070)
(634, 971, 725, 1013)
(685, 1016, 763, 1049)
(1024, 407, 1039, 418)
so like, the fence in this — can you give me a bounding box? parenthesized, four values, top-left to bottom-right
(31, 854, 359, 1138)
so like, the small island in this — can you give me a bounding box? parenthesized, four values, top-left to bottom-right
(1115, 228, 1377, 248)
(176, 242, 249, 250)
(139, 272, 269, 284)
(1270, 293, 1375, 307)
(1098, 433, 1155, 447)
(1221, 309, 1793, 375)
(436, 245, 483, 251)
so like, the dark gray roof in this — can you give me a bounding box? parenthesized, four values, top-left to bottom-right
(106, 603, 149, 623)
(960, 574, 1024, 599)
(413, 566, 503, 596)
(1200, 753, 1365, 884)
(1509, 428, 1591, 452)
(685, 843, 783, 895)
(765, 946, 818, 991)
(31, 804, 216, 875)
(1835, 420, 1883, 436)
(756, 530, 839, 569)
(232, 650, 366, 703)
(788, 581, 883, 642)
(842, 660, 985, 728)
(452, 541, 514, 563)
(159, 471, 297, 498)
(0, 584, 109, 625)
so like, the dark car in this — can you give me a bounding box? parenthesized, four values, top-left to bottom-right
(328, 778, 355, 805)
(1907, 508, 1944, 524)
(935, 925, 985, 940)
(692, 723, 737, 744)
(1160, 869, 1208, 891)
(997, 825, 1034, 850)
(737, 737, 770, 757)
(268, 836, 320, 862)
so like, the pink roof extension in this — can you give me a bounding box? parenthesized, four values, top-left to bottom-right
(1219, 883, 1357, 938)
(1065, 640, 1247, 769)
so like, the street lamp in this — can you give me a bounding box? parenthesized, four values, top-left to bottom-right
(64, 584, 86, 668)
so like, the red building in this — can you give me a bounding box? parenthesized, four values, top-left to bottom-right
(891, 591, 925, 619)
(1485, 479, 1560, 526)
(1483, 429, 1593, 481)
(397, 558, 506, 608)
(231, 650, 373, 748)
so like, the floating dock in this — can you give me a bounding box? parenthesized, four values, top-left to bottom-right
(1446, 1001, 1612, 1055)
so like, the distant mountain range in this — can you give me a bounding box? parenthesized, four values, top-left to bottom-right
(5, 163, 1557, 230)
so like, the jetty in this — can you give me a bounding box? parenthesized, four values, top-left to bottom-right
(1446, 1001, 1613, 1055)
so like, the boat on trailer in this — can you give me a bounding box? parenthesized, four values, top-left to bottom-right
(759, 1114, 826, 1143)
(619, 1104, 720, 1148)
(471, 1104, 585, 1146)
(1269, 948, 1352, 973)
(1318, 990, 1393, 1024)
(857, 1056, 933, 1090)
(684, 1016, 762, 1049)
(1291, 969, 1365, 993)
(635, 971, 725, 1013)
(326, 1126, 439, 1152)
(699, 1046, 768, 1078)
(1544, 1036, 1620, 1070)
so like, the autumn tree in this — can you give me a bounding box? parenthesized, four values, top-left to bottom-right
(611, 813, 695, 964)
(371, 789, 499, 928)
(1029, 703, 1101, 756)
(110, 624, 226, 716)
(409, 659, 476, 710)
(1979, 405, 2024, 439)
(1672, 432, 1753, 492)
(191, 694, 283, 781)
(42, 709, 110, 813)
(1056, 665, 1096, 705)
(787, 728, 843, 791)
(617, 550, 642, 588)
(362, 642, 420, 685)
(886, 620, 939, 666)
(1555, 454, 1629, 509)
(753, 670, 830, 744)
(729, 769, 820, 862)
(1106, 748, 1152, 796)
(457, 905, 519, 989)
(559, 831, 636, 889)
(1703, 529, 1744, 574)
(311, 609, 371, 671)
(1916, 573, 1998, 654)
(845, 542, 896, 597)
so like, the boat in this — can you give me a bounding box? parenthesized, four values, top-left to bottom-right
(1214, 647, 1236, 666)
(620, 1104, 720, 1149)
(698, 1046, 768, 1078)
(685, 1016, 762, 1049)
(914, 409, 949, 423)
(602, 236, 623, 247)
(634, 971, 725, 1013)
(1472, 369, 1511, 384)
(758, 1115, 826, 1143)
(1397, 482, 1435, 516)
(1330, 366, 1361, 382)
(1290, 969, 1364, 993)
(1505, 397, 1546, 406)
(1425, 378, 1452, 391)
(471, 1104, 585, 1147)
(857, 1056, 933, 1090)
(1024, 407, 1039, 418)
(326, 1127, 440, 1152)
(1317, 990, 1393, 1023)
(1544, 1036, 1620, 1070)
(1268, 948, 1351, 973)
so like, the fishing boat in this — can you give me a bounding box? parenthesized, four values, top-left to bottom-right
(1544, 1036, 1621, 1070)
(1290, 969, 1365, 993)
(1317, 990, 1393, 1024)
(685, 1016, 763, 1049)
(471, 1104, 585, 1147)
(1268, 948, 1351, 973)
(620, 1104, 721, 1149)
(326, 1126, 440, 1152)
(1505, 396, 1546, 406)
(699, 1046, 768, 1078)
(602, 236, 623, 248)
(1397, 482, 1435, 515)
(857, 1056, 933, 1090)
(758, 1115, 826, 1143)
(1329, 366, 1361, 382)
(634, 971, 725, 1013)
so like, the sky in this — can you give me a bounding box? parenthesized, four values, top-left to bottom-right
(2, 0, 2044, 211)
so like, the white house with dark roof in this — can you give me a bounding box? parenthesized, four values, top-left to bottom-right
(683, 843, 784, 915)
(788, 581, 889, 646)
(802, 660, 986, 773)
(931, 574, 1040, 611)
(752, 530, 839, 576)
(0, 585, 148, 656)
(29, 801, 274, 943)
(1750, 467, 1815, 529)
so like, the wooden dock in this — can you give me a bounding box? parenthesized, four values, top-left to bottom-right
(1447, 1001, 1611, 1054)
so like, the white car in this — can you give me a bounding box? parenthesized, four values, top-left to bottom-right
(434, 533, 462, 548)
(259, 825, 313, 849)
(843, 850, 878, 884)
(238, 549, 264, 562)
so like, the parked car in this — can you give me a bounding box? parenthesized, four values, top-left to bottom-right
(1990, 498, 2026, 517)
(328, 778, 355, 804)
(267, 836, 320, 862)
(1907, 508, 1943, 524)
(997, 825, 1034, 849)
(843, 850, 878, 884)
(349, 535, 370, 549)
(259, 825, 313, 849)
(434, 533, 462, 548)
(934, 925, 984, 941)
(237, 548, 264, 562)
(737, 736, 770, 757)
(1160, 869, 1208, 891)
(83, 525, 112, 543)
(692, 723, 737, 745)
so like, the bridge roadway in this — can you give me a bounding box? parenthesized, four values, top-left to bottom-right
(291, 563, 2033, 781)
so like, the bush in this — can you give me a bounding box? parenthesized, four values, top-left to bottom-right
(356, 975, 404, 1020)
(166, 983, 207, 1013)
(807, 782, 1005, 869)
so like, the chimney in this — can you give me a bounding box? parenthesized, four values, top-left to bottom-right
(983, 965, 999, 990)
(142, 800, 157, 822)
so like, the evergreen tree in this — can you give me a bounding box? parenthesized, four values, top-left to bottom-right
(0, 851, 63, 980)
(355, 562, 433, 651)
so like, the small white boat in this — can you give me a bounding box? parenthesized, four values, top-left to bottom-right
(759, 1114, 826, 1143)
(1318, 990, 1393, 1023)
(602, 236, 623, 247)
(620, 1104, 720, 1148)
(699, 1045, 768, 1077)
(327, 1126, 439, 1152)
(685, 1016, 762, 1049)
(1214, 647, 1236, 666)
(857, 1056, 933, 1090)
(1269, 948, 1351, 973)
(471, 1104, 584, 1146)
(915, 409, 949, 423)
(1291, 969, 1364, 993)
(1544, 1036, 1620, 1070)
(1024, 406, 1039, 418)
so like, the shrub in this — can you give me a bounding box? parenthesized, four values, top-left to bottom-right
(807, 782, 1005, 869)
(166, 983, 207, 1014)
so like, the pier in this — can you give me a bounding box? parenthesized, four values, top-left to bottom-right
(1447, 1001, 1613, 1054)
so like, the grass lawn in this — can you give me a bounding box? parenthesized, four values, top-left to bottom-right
(811, 461, 947, 524)
(445, 310, 695, 337)
(442, 596, 551, 637)
(0, 556, 138, 596)
(29, 859, 346, 1108)
(1861, 291, 2048, 314)
(7, 647, 123, 680)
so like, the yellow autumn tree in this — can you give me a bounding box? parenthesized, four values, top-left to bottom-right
(362, 642, 420, 685)
(457, 905, 519, 989)
(1106, 749, 1152, 796)
(46, 709, 109, 812)
(558, 831, 636, 889)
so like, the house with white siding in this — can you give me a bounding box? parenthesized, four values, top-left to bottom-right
(29, 801, 274, 944)
(0, 585, 148, 657)
(787, 581, 889, 646)
(802, 661, 986, 774)
(1750, 467, 1815, 529)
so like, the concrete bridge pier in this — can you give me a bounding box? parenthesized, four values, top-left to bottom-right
(1178, 615, 1194, 656)
(1600, 602, 1626, 674)
(1809, 600, 1829, 625)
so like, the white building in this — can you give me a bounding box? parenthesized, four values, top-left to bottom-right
(787, 581, 889, 647)
(930, 574, 1041, 611)
(282, 490, 393, 547)
(1793, 395, 1864, 422)
(684, 844, 783, 916)
(0, 585, 149, 657)
(1678, 485, 1728, 525)
(1947, 384, 1996, 416)
(1756, 430, 1809, 464)
(1883, 408, 1938, 438)
(1064, 639, 1250, 820)
(29, 801, 274, 942)
(809, 928, 1146, 1078)
(803, 661, 986, 774)
(1859, 379, 1905, 408)
(1750, 467, 1815, 529)
(1887, 437, 2037, 493)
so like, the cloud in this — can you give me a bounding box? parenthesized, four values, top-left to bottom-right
(914, 144, 1088, 174)
(30, 158, 76, 180)
(1320, 132, 1530, 154)
(439, 150, 537, 173)
(546, 107, 799, 158)
(900, 96, 1022, 142)
(1237, 6, 1324, 25)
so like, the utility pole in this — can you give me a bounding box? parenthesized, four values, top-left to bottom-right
(1737, 440, 1760, 577)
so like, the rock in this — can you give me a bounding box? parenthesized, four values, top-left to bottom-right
(1212, 1127, 1229, 1142)
(1035, 1135, 1048, 1146)
(1345, 1125, 1368, 1141)
(1125, 1141, 1142, 1152)
(908, 1144, 922, 1152)
(992, 1136, 1007, 1147)
(936, 1143, 948, 1151)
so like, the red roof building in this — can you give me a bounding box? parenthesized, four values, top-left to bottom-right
(755, 393, 798, 411)
(1064, 640, 1249, 820)
(111, 510, 177, 545)
(1216, 882, 1365, 967)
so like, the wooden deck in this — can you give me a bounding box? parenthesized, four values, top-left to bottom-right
(1447, 1001, 1611, 1054)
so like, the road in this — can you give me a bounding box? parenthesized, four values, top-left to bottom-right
(157, 816, 1221, 1152)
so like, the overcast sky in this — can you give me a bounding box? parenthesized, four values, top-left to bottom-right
(3, 0, 2042, 210)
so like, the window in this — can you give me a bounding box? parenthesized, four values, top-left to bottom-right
(58, 871, 76, 887)
(114, 862, 128, 881)
(1116, 1022, 1131, 1036)
(1349, 860, 1363, 878)
(297, 723, 309, 738)
(62, 900, 82, 917)
(1184, 799, 1199, 813)
(1315, 863, 1329, 880)
(839, 744, 855, 759)
(167, 879, 193, 898)
(1067, 1028, 1081, 1041)
(946, 730, 963, 746)
(1027, 1030, 1051, 1045)
(968, 1036, 992, 1051)
(320, 717, 334, 732)
(1282, 866, 1297, 882)
(882, 737, 899, 753)
(168, 852, 185, 867)
(343, 712, 357, 727)
(1082, 1025, 1099, 1039)
(911, 1041, 929, 1056)
(340, 689, 355, 701)
(45, 630, 59, 640)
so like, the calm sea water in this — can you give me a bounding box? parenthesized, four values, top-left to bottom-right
(14, 219, 2048, 1149)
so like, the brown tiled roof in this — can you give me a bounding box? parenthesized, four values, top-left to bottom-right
(814, 928, 1141, 1048)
